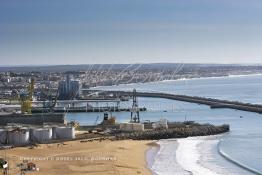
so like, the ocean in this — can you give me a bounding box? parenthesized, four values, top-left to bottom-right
(66, 74, 262, 175)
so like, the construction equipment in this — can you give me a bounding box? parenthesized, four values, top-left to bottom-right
(18, 161, 38, 174)
(20, 78, 35, 114)
(101, 113, 116, 125)
(0, 158, 8, 175)
(68, 121, 80, 129)
(26, 162, 37, 171)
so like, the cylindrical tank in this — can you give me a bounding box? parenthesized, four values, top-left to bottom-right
(31, 128, 53, 143)
(7, 128, 30, 146)
(52, 127, 75, 140)
(0, 129, 7, 144)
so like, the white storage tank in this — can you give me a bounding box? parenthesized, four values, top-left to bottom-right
(120, 123, 144, 131)
(152, 119, 168, 129)
(7, 128, 30, 146)
(31, 128, 53, 143)
(53, 127, 75, 140)
(0, 129, 7, 144)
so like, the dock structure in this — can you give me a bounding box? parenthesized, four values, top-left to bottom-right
(96, 90, 262, 114)
(31, 106, 146, 113)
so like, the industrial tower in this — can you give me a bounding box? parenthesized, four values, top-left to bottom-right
(130, 89, 140, 123)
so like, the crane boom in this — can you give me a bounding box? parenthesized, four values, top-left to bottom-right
(21, 78, 35, 114)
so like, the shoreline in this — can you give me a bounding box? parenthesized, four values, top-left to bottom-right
(146, 134, 262, 175)
(145, 136, 223, 175)
(91, 73, 262, 89)
(146, 142, 160, 175)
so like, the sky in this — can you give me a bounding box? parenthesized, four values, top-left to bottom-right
(1, 0, 262, 65)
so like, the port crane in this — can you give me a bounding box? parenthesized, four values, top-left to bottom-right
(20, 78, 35, 114)
(130, 89, 140, 123)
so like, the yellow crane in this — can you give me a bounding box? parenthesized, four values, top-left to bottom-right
(20, 78, 35, 114)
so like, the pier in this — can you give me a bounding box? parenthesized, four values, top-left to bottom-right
(2, 89, 262, 114)
(96, 90, 262, 114)
(31, 106, 147, 113)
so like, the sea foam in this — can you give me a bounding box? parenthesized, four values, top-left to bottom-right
(151, 139, 191, 175)
(149, 136, 227, 175)
(176, 137, 221, 175)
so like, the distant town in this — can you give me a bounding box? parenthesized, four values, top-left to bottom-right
(0, 63, 261, 102)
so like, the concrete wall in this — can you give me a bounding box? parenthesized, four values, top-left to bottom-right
(0, 113, 65, 126)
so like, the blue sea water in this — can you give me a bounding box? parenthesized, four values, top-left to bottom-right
(66, 74, 262, 174)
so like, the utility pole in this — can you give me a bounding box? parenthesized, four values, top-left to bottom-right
(130, 89, 140, 123)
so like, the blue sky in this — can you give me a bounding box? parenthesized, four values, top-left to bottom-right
(1, 0, 262, 65)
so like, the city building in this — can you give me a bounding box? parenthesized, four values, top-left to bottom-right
(58, 75, 82, 100)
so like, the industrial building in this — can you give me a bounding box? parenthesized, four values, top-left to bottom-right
(58, 75, 82, 100)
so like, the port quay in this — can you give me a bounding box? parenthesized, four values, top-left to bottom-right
(86, 90, 262, 114)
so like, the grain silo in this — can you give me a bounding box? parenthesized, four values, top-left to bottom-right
(31, 128, 53, 143)
(53, 126, 75, 140)
(0, 129, 7, 144)
(7, 128, 30, 146)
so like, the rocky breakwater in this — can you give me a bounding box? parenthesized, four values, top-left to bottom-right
(115, 122, 230, 140)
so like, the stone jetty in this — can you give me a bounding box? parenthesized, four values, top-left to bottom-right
(115, 123, 230, 140)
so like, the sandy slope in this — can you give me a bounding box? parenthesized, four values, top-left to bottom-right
(0, 140, 152, 175)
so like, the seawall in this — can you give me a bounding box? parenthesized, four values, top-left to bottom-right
(0, 113, 65, 126)
(97, 90, 262, 114)
(115, 124, 230, 140)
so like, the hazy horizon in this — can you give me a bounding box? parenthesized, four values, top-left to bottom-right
(1, 62, 262, 67)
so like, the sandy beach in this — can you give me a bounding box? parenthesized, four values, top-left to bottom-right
(0, 140, 154, 175)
